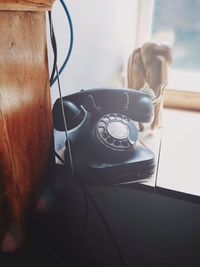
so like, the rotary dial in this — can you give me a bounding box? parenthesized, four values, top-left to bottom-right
(96, 113, 138, 151)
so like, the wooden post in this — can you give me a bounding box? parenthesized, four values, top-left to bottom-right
(0, 0, 55, 250)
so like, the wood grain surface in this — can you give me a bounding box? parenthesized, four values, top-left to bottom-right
(0, 0, 55, 11)
(0, 11, 53, 247)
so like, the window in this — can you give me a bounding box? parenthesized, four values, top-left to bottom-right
(136, 0, 200, 110)
(152, 0, 200, 93)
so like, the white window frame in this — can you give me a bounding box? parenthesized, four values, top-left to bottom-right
(135, 0, 154, 48)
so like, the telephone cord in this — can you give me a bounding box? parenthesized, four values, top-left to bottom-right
(50, 0, 74, 87)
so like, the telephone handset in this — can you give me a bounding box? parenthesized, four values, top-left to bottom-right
(53, 88, 155, 185)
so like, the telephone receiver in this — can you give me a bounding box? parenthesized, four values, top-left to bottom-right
(53, 88, 155, 185)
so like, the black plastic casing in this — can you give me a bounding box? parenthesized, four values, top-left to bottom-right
(53, 88, 154, 131)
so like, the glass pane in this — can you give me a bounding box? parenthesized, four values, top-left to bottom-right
(152, 0, 200, 71)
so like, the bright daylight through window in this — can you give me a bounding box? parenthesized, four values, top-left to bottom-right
(151, 0, 200, 92)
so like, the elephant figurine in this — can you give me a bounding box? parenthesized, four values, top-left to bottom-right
(127, 42, 172, 130)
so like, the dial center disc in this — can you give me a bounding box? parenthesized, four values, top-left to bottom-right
(107, 121, 130, 140)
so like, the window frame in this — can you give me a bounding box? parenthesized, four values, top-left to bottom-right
(135, 0, 200, 111)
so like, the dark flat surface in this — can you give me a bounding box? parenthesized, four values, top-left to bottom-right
(1, 166, 200, 267)
(87, 186, 200, 267)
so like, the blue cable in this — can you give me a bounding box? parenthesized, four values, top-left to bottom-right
(50, 0, 74, 86)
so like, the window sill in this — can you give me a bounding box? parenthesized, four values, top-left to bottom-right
(157, 108, 200, 197)
(164, 89, 200, 111)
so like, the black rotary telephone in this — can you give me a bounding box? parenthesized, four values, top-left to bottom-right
(53, 88, 155, 185)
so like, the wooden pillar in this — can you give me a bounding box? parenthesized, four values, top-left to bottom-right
(0, 0, 55, 250)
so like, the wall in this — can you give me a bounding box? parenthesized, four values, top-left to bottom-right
(48, 0, 139, 104)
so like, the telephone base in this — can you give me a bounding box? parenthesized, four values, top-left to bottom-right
(71, 141, 155, 186)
